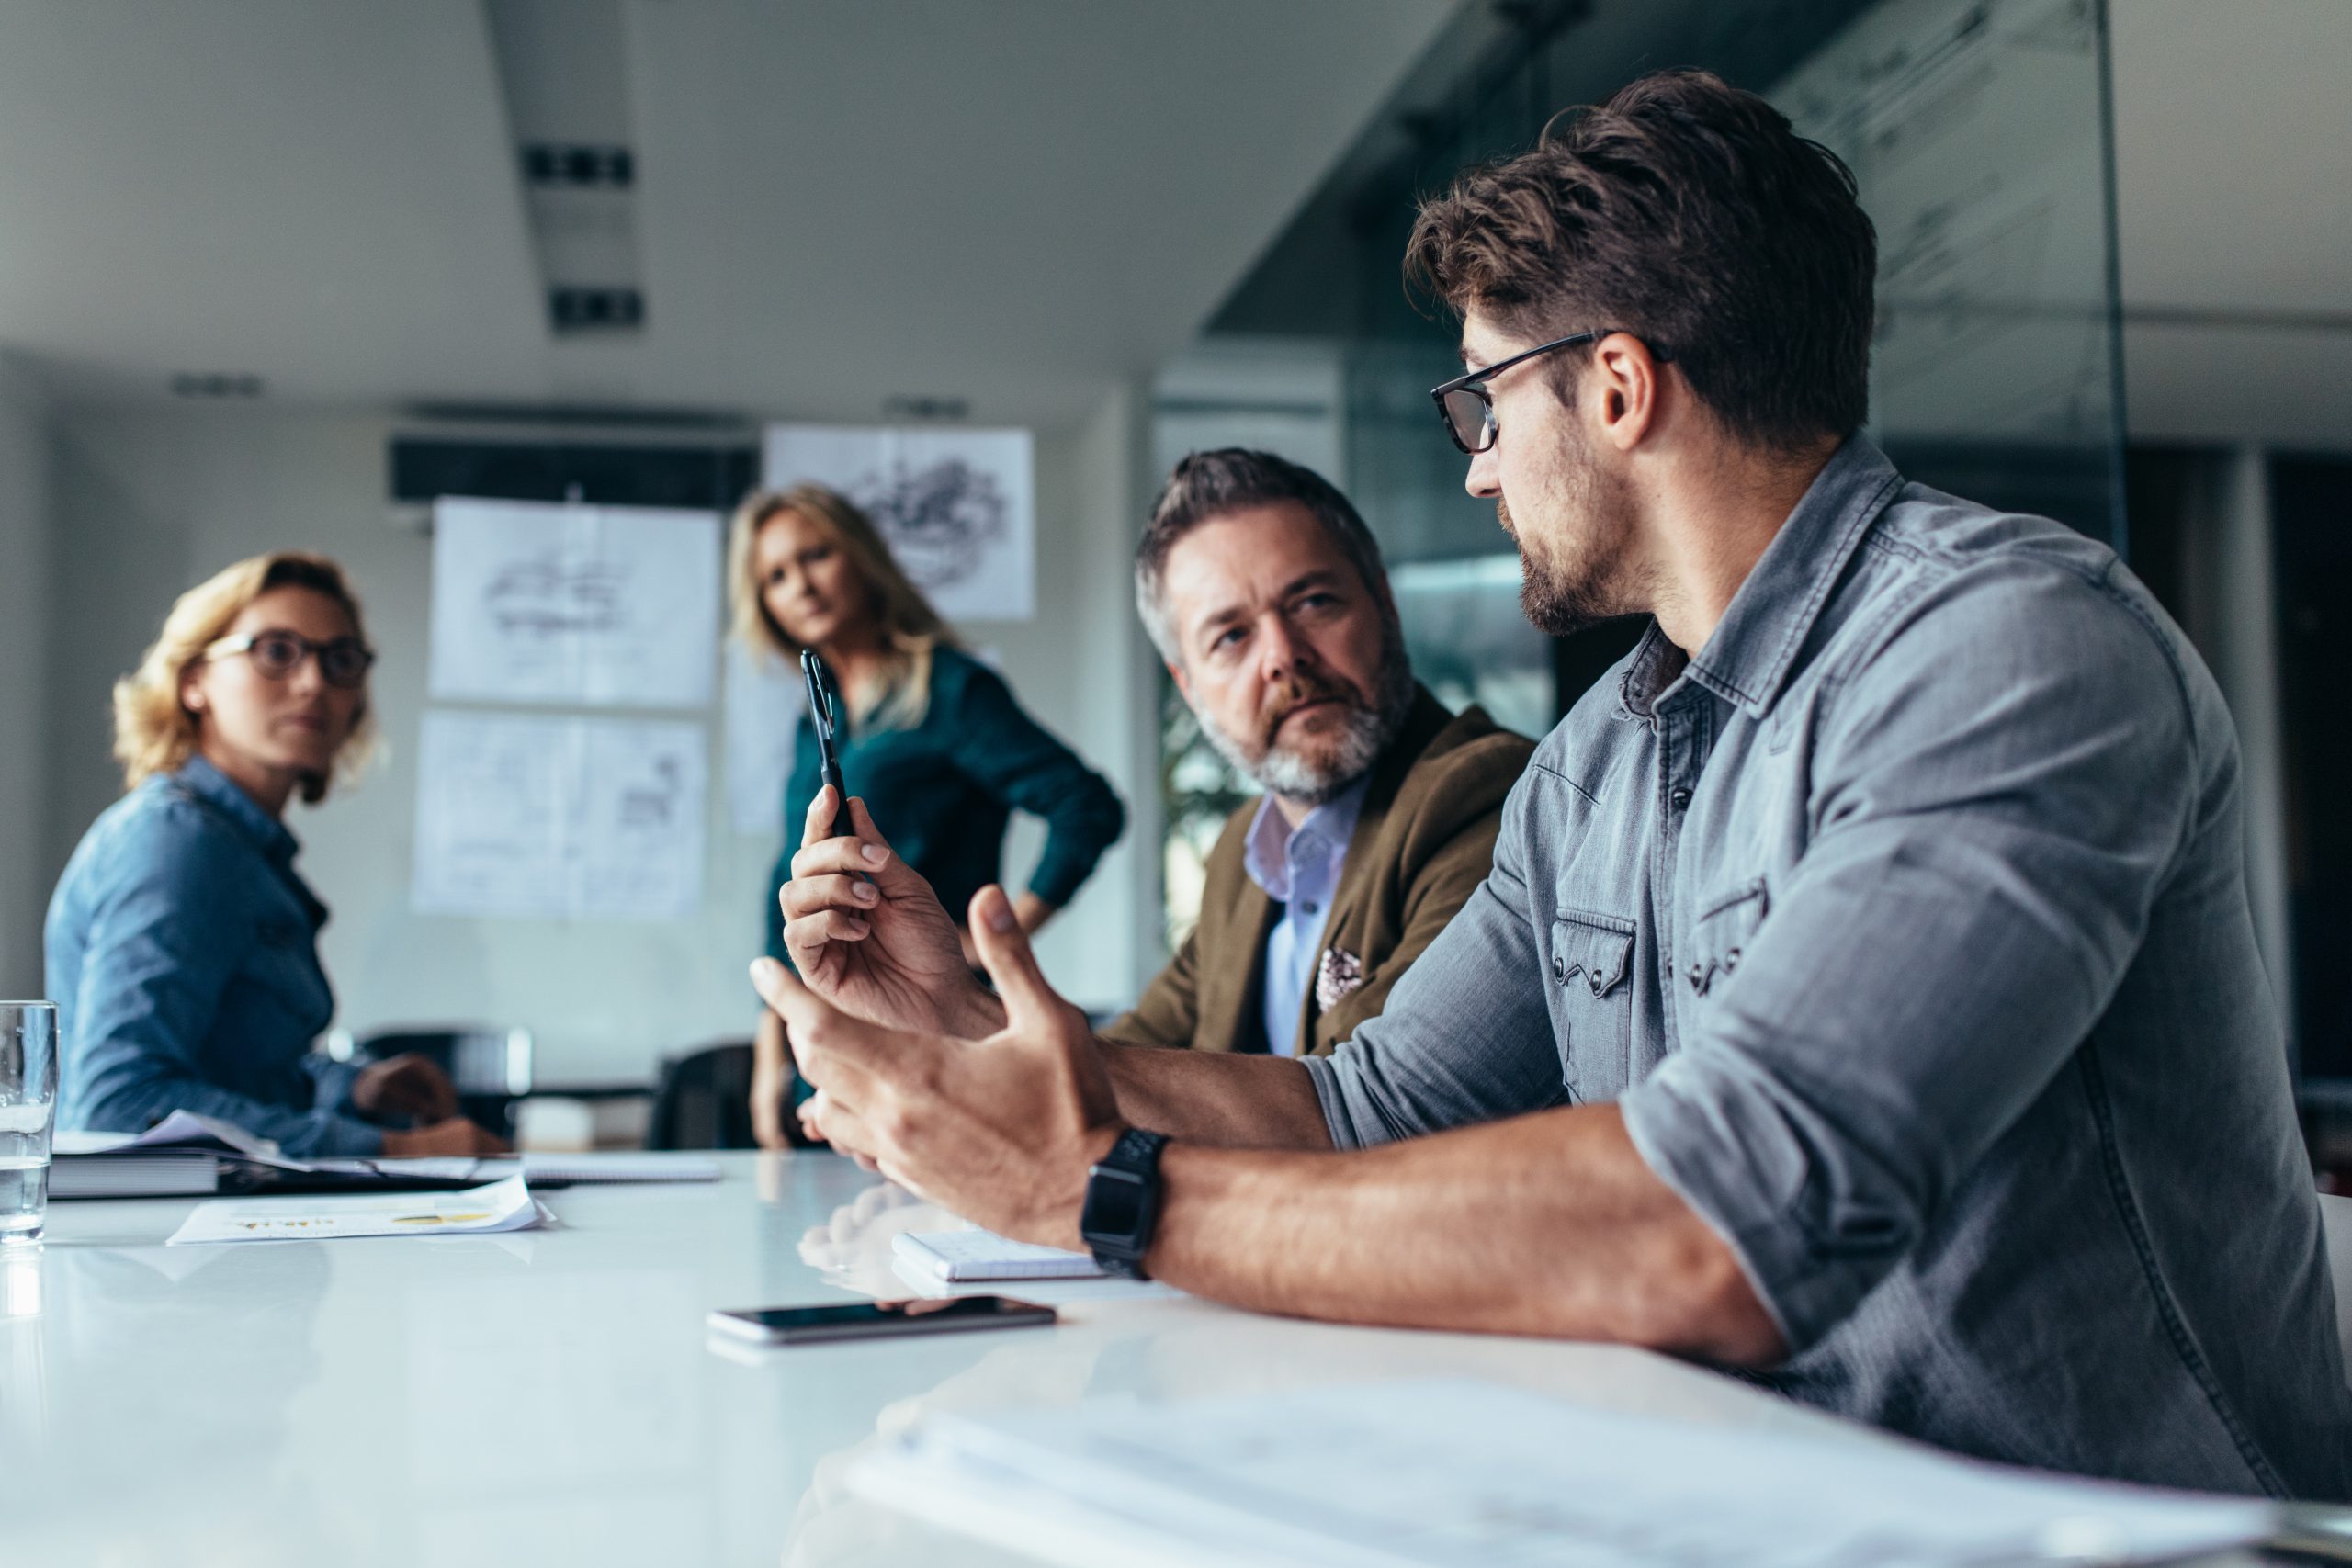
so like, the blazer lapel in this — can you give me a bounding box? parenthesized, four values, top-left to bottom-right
(1299, 685, 1452, 1051)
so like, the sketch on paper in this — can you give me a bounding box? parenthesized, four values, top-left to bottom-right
(412, 711, 707, 922)
(429, 498, 720, 709)
(762, 424, 1035, 622)
(1776, 0, 2111, 444)
(723, 641, 805, 837)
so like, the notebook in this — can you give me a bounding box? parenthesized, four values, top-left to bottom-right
(51, 1151, 224, 1199)
(893, 1226, 1107, 1283)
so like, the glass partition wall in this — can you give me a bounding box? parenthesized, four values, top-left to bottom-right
(1151, 0, 2127, 944)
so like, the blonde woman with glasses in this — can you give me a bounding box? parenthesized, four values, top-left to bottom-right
(730, 484, 1125, 1148)
(45, 552, 508, 1157)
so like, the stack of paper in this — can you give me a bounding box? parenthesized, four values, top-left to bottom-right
(166, 1174, 550, 1246)
(847, 1380, 2282, 1568)
(891, 1226, 1106, 1283)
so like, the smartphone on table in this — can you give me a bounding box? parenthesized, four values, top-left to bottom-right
(799, 649, 853, 840)
(707, 1296, 1058, 1346)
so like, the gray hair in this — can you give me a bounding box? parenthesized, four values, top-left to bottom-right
(1135, 448, 1395, 666)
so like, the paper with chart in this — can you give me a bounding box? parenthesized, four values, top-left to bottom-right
(723, 641, 804, 836)
(429, 497, 720, 707)
(849, 1379, 2278, 1568)
(763, 423, 1035, 622)
(167, 1175, 548, 1246)
(412, 711, 707, 920)
(1775, 0, 2113, 444)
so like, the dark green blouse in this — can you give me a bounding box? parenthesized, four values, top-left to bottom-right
(764, 646, 1125, 961)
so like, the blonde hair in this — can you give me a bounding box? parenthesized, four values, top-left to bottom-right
(113, 551, 379, 807)
(726, 482, 955, 731)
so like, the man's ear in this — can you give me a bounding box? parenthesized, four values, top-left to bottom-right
(1166, 660, 1192, 705)
(1591, 333, 1664, 453)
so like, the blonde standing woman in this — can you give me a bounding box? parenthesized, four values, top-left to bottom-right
(45, 552, 507, 1157)
(730, 485, 1125, 1148)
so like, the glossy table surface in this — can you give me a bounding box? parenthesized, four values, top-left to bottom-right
(0, 1152, 2041, 1565)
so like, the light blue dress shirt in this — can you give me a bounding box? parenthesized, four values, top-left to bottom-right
(1241, 775, 1368, 1056)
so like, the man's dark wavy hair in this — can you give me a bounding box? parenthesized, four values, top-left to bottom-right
(1407, 69, 1877, 452)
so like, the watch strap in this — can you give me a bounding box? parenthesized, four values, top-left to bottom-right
(1080, 1127, 1168, 1279)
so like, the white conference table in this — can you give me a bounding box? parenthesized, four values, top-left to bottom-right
(0, 1152, 2271, 1566)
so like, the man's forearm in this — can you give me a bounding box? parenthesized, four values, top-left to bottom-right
(1099, 1041, 1333, 1150)
(1139, 1105, 1786, 1364)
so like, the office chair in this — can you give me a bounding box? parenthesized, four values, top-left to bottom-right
(2321, 1192, 2352, 1378)
(647, 1040, 759, 1151)
(352, 1025, 534, 1140)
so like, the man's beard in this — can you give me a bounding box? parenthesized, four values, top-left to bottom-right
(1503, 443, 1642, 637)
(1201, 626, 1416, 807)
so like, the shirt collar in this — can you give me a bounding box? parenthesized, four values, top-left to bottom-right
(172, 754, 301, 867)
(1624, 435, 1904, 719)
(1242, 773, 1372, 903)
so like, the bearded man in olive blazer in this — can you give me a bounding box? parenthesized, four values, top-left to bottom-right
(775, 448, 1532, 1085)
(1099, 449, 1532, 1059)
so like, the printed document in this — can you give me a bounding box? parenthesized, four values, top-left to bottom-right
(848, 1378, 2278, 1568)
(167, 1175, 548, 1246)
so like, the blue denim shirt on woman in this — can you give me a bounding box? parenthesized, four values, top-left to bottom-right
(46, 754, 379, 1156)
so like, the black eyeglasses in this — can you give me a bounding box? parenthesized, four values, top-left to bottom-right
(205, 629, 376, 689)
(1430, 329, 1663, 455)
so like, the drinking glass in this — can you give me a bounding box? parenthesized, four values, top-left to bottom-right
(0, 1002, 60, 1246)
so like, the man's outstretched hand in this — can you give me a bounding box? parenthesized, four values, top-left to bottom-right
(778, 788, 1003, 1039)
(750, 883, 1123, 1249)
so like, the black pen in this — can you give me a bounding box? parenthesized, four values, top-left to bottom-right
(800, 649, 854, 840)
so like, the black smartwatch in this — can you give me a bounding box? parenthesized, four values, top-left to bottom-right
(1080, 1128, 1169, 1280)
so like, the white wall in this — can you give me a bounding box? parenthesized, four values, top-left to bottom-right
(38, 391, 1160, 1084)
(0, 355, 51, 997)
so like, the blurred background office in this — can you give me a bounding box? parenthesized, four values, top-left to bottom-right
(0, 0, 2344, 1170)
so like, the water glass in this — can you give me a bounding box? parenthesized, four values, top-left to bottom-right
(0, 1001, 59, 1246)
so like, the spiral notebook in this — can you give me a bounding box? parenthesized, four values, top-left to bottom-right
(892, 1226, 1106, 1283)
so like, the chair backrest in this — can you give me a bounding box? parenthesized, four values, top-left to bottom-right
(648, 1041, 757, 1151)
(2321, 1191, 2352, 1376)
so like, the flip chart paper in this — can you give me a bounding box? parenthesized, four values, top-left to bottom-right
(412, 711, 707, 921)
(429, 497, 719, 708)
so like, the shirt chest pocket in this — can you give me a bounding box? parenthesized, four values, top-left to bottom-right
(1683, 878, 1769, 998)
(1548, 908, 1635, 1097)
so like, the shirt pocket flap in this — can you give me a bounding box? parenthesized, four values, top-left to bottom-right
(1684, 877, 1770, 996)
(1551, 908, 1635, 998)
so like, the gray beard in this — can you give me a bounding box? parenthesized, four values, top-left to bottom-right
(1201, 631, 1417, 808)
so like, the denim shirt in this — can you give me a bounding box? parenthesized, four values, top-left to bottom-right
(1307, 438, 2352, 1498)
(46, 755, 379, 1156)
(1242, 777, 1370, 1056)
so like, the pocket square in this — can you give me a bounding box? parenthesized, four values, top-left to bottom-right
(1316, 946, 1365, 1011)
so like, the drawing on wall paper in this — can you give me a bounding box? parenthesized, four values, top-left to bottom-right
(1775, 0, 2111, 443)
(428, 497, 720, 708)
(723, 641, 805, 837)
(412, 711, 707, 921)
(762, 423, 1035, 622)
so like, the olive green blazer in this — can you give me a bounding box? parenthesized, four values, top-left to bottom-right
(1102, 689, 1533, 1057)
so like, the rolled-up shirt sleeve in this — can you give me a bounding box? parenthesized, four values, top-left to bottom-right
(1306, 773, 1566, 1146)
(1621, 561, 2198, 1351)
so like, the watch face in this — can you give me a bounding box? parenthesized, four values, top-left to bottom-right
(1083, 1168, 1148, 1240)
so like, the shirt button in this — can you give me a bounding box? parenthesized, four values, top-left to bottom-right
(1552, 954, 1567, 982)
(1303, 902, 1319, 916)
(1669, 787, 1692, 810)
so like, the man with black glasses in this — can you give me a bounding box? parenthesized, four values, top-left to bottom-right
(755, 69, 2351, 1497)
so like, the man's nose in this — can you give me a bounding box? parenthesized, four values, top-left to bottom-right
(1464, 445, 1501, 500)
(1255, 615, 1300, 682)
